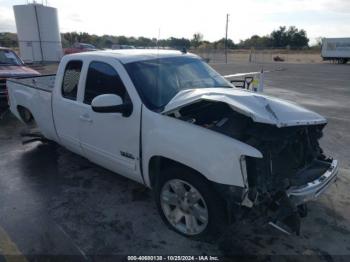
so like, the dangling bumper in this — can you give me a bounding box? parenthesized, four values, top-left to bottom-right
(287, 159, 339, 205)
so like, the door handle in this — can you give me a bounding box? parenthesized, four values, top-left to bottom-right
(79, 115, 93, 123)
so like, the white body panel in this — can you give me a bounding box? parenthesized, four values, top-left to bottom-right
(142, 107, 262, 187)
(321, 38, 350, 59)
(7, 76, 58, 141)
(7, 50, 331, 190)
(74, 49, 198, 64)
(163, 88, 327, 128)
(75, 56, 143, 183)
(52, 56, 85, 155)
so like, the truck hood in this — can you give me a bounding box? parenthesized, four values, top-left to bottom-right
(162, 88, 327, 127)
(0, 65, 40, 78)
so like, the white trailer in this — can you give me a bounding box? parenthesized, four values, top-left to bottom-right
(321, 38, 350, 64)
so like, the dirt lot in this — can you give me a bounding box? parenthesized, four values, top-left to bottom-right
(194, 49, 323, 64)
(0, 61, 349, 261)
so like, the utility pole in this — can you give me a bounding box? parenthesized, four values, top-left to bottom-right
(225, 14, 229, 64)
(157, 28, 161, 49)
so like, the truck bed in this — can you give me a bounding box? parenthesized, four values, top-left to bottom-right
(7, 74, 56, 92)
(7, 74, 58, 142)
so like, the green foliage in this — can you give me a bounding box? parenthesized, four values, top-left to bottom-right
(1, 26, 310, 50)
(238, 35, 272, 49)
(270, 26, 309, 49)
(0, 32, 18, 47)
(61, 32, 148, 48)
(60, 32, 191, 49)
(158, 37, 191, 49)
(237, 26, 309, 49)
(191, 33, 204, 48)
(212, 38, 235, 49)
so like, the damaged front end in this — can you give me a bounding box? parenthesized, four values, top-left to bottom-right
(243, 123, 337, 235)
(165, 99, 338, 235)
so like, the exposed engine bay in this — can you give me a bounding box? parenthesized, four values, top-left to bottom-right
(167, 100, 333, 234)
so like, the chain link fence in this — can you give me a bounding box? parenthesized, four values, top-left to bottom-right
(191, 49, 322, 64)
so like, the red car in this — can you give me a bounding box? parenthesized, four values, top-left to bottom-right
(63, 43, 97, 55)
(0, 47, 40, 110)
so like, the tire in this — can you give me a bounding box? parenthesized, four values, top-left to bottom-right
(22, 109, 32, 122)
(154, 166, 227, 240)
(18, 107, 35, 125)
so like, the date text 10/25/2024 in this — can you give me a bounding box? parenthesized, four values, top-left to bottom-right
(127, 256, 219, 261)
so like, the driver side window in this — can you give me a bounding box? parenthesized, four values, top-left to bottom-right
(84, 61, 128, 105)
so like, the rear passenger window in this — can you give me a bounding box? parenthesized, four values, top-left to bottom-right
(84, 62, 127, 105)
(62, 60, 82, 100)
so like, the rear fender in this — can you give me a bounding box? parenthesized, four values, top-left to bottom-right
(8, 83, 35, 122)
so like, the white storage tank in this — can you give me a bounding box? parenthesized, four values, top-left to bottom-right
(13, 3, 63, 63)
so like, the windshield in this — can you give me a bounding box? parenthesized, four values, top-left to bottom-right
(0, 50, 23, 65)
(124, 56, 232, 110)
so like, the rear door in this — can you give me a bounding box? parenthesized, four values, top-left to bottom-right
(52, 59, 85, 155)
(79, 58, 142, 182)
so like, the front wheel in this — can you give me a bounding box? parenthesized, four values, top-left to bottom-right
(154, 166, 227, 239)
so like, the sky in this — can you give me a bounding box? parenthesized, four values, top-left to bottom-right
(1, 0, 350, 44)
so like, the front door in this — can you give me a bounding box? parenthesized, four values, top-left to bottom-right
(79, 59, 141, 182)
(52, 59, 84, 155)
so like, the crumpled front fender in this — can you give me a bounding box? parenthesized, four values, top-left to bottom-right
(142, 107, 262, 188)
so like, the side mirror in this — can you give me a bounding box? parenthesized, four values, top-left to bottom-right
(91, 94, 132, 116)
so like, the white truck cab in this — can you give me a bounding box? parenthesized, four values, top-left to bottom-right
(7, 49, 339, 238)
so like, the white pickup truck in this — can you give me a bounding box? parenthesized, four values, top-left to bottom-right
(7, 49, 338, 238)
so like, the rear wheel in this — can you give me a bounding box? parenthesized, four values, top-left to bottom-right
(155, 166, 227, 239)
(18, 106, 37, 129)
(18, 106, 34, 124)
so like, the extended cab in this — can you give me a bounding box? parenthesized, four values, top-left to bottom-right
(7, 50, 339, 238)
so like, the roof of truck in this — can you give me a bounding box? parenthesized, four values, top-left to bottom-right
(67, 49, 198, 64)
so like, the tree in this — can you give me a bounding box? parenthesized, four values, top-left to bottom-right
(214, 38, 235, 49)
(198, 41, 213, 49)
(237, 35, 272, 49)
(315, 37, 323, 47)
(287, 26, 309, 48)
(0, 32, 18, 47)
(137, 37, 154, 47)
(270, 26, 309, 49)
(271, 26, 288, 48)
(160, 37, 191, 49)
(191, 32, 203, 48)
(290, 29, 308, 48)
(5, 28, 310, 50)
